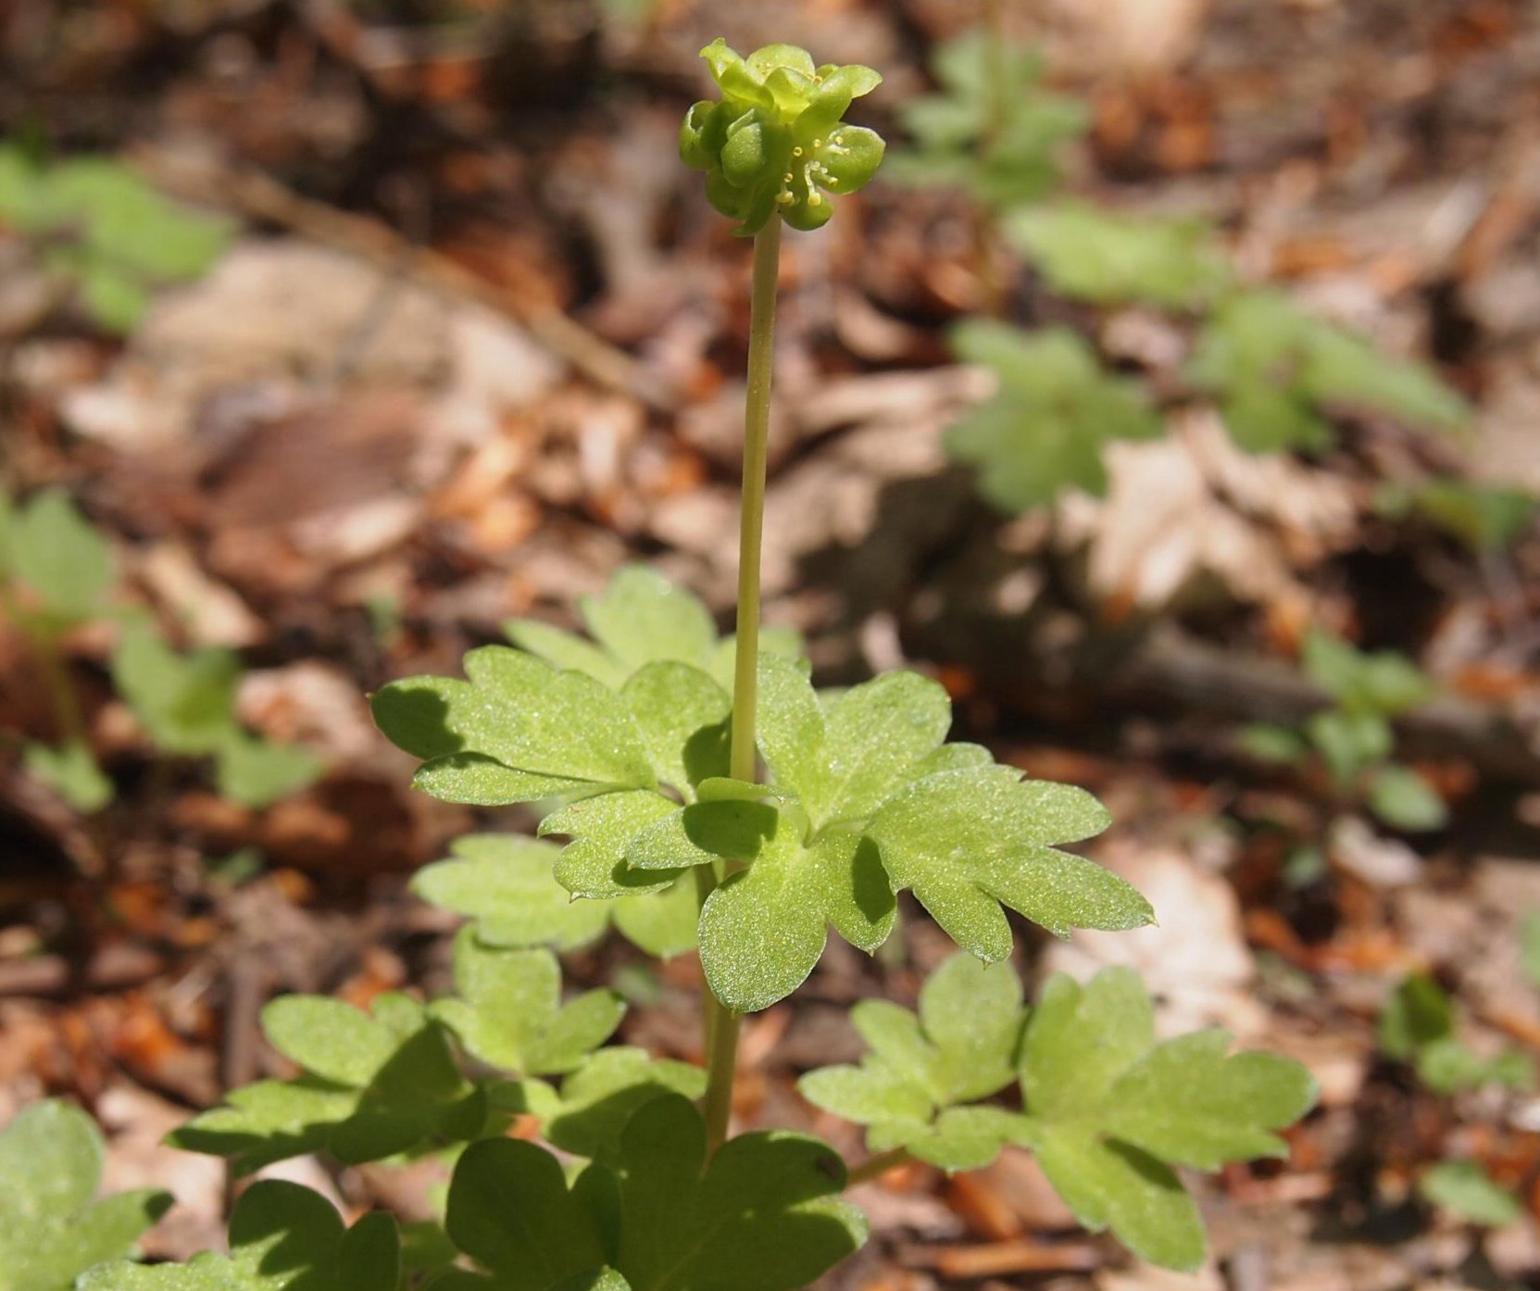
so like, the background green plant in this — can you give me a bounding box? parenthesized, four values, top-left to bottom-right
(0, 143, 230, 333)
(0, 486, 321, 813)
(1241, 628, 1448, 832)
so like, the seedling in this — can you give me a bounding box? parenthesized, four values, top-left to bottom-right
(0, 487, 116, 811)
(111, 619, 321, 809)
(0, 486, 320, 812)
(1380, 974, 1533, 1229)
(905, 12, 1470, 512)
(1379, 974, 1532, 1095)
(1242, 628, 1448, 832)
(0, 142, 230, 333)
(885, 31, 1087, 213)
(944, 321, 1161, 510)
(1190, 290, 1468, 454)
(77, 40, 1315, 1288)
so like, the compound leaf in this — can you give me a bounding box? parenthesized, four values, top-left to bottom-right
(866, 766, 1145, 962)
(172, 994, 488, 1173)
(800, 953, 1030, 1171)
(946, 323, 1161, 512)
(1016, 969, 1317, 1271)
(430, 930, 623, 1077)
(1007, 202, 1232, 309)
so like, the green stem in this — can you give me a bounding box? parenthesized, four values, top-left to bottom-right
(846, 1146, 914, 1186)
(976, 0, 1010, 315)
(700, 216, 783, 1157)
(728, 215, 781, 786)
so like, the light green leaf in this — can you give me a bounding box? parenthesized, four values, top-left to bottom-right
(1017, 969, 1317, 1271)
(545, 791, 684, 898)
(372, 646, 655, 803)
(946, 323, 1162, 512)
(502, 620, 627, 690)
(413, 836, 613, 952)
(429, 930, 623, 1076)
(889, 33, 1086, 211)
(871, 1106, 1030, 1172)
(609, 878, 700, 958)
(0, 1099, 174, 1291)
(867, 766, 1143, 961)
(415, 828, 702, 957)
(581, 566, 717, 676)
(23, 739, 113, 812)
(1303, 629, 1433, 715)
(1190, 291, 1466, 457)
(1420, 1161, 1521, 1227)
(112, 621, 241, 756)
(5, 487, 114, 621)
(507, 568, 796, 697)
(1028, 1125, 1205, 1271)
(1237, 724, 1308, 765)
(698, 814, 895, 1012)
(1379, 973, 1454, 1061)
(1392, 480, 1537, 553)
(215, 733, 321, 808)
(801, 953, 1030, 1172)
(172, 994, 487, 1173)
(754, 656, 954, 831)
(1366, 764, 1447, 832)
(1007, 202, 1232, 309)
(620, 661, 730, 793)
(1305, 709, 1392, 785)
(1104, 1030, 1318, 1170)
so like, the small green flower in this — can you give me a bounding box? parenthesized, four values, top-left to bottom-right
(680, 39, 886, 235)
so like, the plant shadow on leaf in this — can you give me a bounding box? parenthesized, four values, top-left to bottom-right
(849, 836, 892, 925)
(680, 798, 777, 855)
(681, 718, 732, 785)
(369, 685, 461, 761)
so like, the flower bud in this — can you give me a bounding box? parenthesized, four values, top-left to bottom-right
(680, 39, 886, 235)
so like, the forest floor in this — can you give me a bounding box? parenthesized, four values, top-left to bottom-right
(3, 1, 1540, 1287)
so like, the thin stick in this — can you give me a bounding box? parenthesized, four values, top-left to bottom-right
(701, 217, 783, 1157)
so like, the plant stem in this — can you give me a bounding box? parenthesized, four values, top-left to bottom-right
(846, 1147, 914, 1186)
(976, 0, 1010, 315)
(0, 583, 85, 745)
(728, 215, 781, 786)
(700, 215, 783, 1157)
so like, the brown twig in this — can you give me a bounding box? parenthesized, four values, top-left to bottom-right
(129, 146, 671, 412)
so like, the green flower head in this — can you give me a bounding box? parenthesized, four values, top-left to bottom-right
(680, 39, 886, 235)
